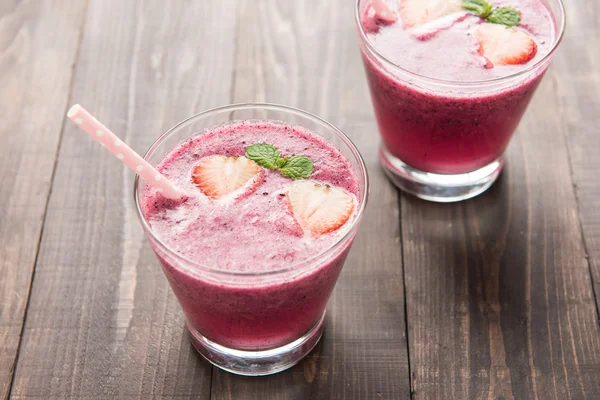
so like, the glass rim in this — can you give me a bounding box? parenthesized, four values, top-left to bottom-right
(354, 0, 567, 87)
(133, 102, 370, 277)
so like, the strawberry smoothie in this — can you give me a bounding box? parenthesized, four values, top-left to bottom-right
(358, 0, 561, 175)
(140, 120, 364, 353)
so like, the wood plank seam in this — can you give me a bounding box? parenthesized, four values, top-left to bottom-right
(550, 69, 600, 326)
(5, 2, 90, 398)
(227, 0, 241, 109)
(209, 364, 215, 400)
(399, 194, 415, 399)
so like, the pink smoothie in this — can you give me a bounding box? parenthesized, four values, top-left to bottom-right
(359, 0, 557, 174)
(142, 121, 361, 350)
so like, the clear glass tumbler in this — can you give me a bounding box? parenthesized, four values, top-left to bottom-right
(134, 104, 369, 375)
(355, 0, 566, 202)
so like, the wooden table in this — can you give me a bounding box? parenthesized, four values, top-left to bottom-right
(2, 0, 599, 399)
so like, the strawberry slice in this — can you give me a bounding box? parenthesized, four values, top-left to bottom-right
(399, 0, 462, 29)
(474, 23, 538, 67)
(286, 180, 355, 236)
(371, 0, 398, 23)
(408, 11, 469, 41)
(192, 156, 262, 199)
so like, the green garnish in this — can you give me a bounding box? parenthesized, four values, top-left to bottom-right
(280, 155, 314, 179)
(462, 0, 521, 27)
(245, 143, 280, 169)
(245, 143, 314, 180)
(276, 157, 288, 169)
(487, 7, 521, 27)
(462, 0, 492, 18)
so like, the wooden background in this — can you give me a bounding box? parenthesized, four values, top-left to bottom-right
(1, 0, 599, 399)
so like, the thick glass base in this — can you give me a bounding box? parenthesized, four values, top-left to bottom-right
(379, 146, 504, 203)
(187, 312, 325, 376)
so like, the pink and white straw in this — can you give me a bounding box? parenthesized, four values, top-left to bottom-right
(67, 104, 185, 200)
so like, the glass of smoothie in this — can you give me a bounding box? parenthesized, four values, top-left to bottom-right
(134, 104, 368, 375)
(355, 0, 565, 202)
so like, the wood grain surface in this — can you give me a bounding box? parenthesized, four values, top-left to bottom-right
(401, 2, 600, 396)
(2, 0, 600, 399)
(553, 0, 600, 313)
(10, 0, 237, 398)
(402, 77, 600, 399)
(0, 1, 87, 399)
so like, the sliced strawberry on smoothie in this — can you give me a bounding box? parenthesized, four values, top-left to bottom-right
(192, 155, 263, 200)
(474, 23, 538, 67)
(362, 0, 397, 34)
(399, 0, 463, 29)
(371, 0, 398, 23)
(286, 180, 355, 236)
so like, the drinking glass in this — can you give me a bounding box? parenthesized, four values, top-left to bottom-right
(134, 104, 369, 375)
(355, 0, 566, 202)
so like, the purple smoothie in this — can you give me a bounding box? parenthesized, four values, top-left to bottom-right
(142, 121, 361, 350)
(359, 0, 557, 174)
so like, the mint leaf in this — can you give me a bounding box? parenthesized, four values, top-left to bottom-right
(487, 7, 520, 26)
(245, 143, 314, 179)
(280, 155, 314, 180)
(245, 143, 280, 170)
(463, 0, 521, 27)
(462, 0, 492, 17)
(276, 157, 287, 169)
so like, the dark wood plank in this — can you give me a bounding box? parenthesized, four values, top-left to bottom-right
(402, 42, 600, 400)
(0, 1, 87, 398)
(211, 1, 410, 399)
(10, 0, 239, 398)
(553, 0, 600, 313)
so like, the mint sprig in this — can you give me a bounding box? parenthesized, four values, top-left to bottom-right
(245, 143, 281, 169)
(246, 143, 314, 180)
(462, 0, 521, 27)
(462, 0, 492, 18)
(487, 7, 520, 26)
(280, 155, 314, 179)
